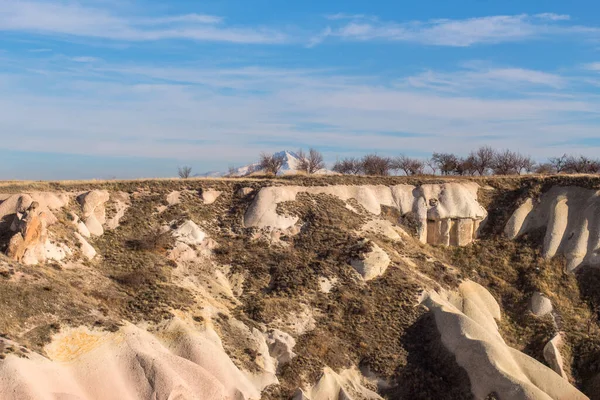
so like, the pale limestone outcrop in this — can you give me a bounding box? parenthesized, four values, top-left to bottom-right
(74, 232, 96, 260)
(201, 189, 222, 205)
(543, 334, 567, 378)
(265, 329, 296, 369)
(105, 192, 130, 230)
(244, 183, 486, 247)
(0, 318, 279, 400)
(505, 186, 600, 271)
(166, 191, 181, 205)
(350, 242, 391, 280)
(422, 281, 587, 400)
(293, 367, 382, 400)
(173, 220, 206, 245)
(77, 190, 110, 237)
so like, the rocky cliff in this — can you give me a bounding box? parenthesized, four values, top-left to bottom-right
(0, 175, 599, 399)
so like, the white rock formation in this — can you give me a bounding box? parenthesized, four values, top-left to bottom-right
(505, 186, 600, 271)
(0, 318, 278, 400)
(293, 367, 382, 400)
(166, 191, 180, 205)
(530, 292, 553, 317)
(264, 329, 296, 369)
(105, 192, 130, 230)
(350, 243, 391, 280)
(74, 232, 96, 260)
(544, 334, 567, 379)
(77, 190, 110, 237)
(422, 281, 587, 400)
(244, 183, 486, 246)
(318, 277, 337, 294)
(201, 189, 222, 205)
(173, 220, 206, 245)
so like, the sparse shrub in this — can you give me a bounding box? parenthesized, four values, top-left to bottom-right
(332, 157, 362, 175)
(297, 148, 325, 174)
(563, 155, 600, 174)
(361, 154, 392, 176)
(125, 230, 174, 253)
(259, 152, 286, 175)
(178, 166, 192, 179)
(534, 163, 556, 175)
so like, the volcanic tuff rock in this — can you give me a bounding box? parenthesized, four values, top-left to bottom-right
(0, 176, 599, 400)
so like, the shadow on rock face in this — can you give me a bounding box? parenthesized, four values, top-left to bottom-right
(383, 312, 474, 400)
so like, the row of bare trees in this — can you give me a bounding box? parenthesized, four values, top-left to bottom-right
(332, 147, 600, 176)
(257, 149, 325, 175)
(179, 146, 600, 178)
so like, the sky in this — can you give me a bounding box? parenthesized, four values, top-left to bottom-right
(1, 0, 600, 179)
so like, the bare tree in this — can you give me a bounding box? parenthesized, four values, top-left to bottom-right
(178, 166, 192, 179)
(491, 150, 533, 175)
(549, 154, 569, 173)
(470, 146, 496, 175)
(563, 155, 600, 174)
(457, 156, 477, 176)
(426, 157, 439, 175)
(227, 165, 237, 177)
(392, 155, 425, 176)
(431, 153, 460, 175)
(361, 154, 392, 176)
(332, 157, 362, 175)
(297, 148, 325, 174)
(258, 152, 285, 175)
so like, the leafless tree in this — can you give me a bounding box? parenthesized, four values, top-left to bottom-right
(426, 157, 439, 175)
(258, 152, 285, 175)
(431, 153, 460, 175)
(392, 155, 425, 176)
(563, 155, 600, 174)
(361, 154, 392, 176)
(549, 154, 569, 173)
(469, 146, 496, 175)
(491, 150, 534, 175)
(332, 157, 362, 175)
(297, 148, 325, 174)
(456, 156, 478, 176)
(178, 166, 192, 179)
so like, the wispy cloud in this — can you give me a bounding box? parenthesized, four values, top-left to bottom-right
(0, 1, 286, 44)
(405, 66, 568, 91)
(313, 13, 589, 47)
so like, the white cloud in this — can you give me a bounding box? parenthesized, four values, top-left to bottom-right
(0, 1, 285, 44)
(70, 56, 100, 63)
(405, 67, 567, 91)
(318, 13, 588, 46)
(1, 54, 599, 168)
(584, 62, 600, 71)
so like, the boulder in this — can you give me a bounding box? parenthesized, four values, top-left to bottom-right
(530, 292, 553, 317)
(236, 187, 254, 197)
(350, 243, 390, 280)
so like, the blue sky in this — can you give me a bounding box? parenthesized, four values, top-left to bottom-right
(1, 0, 600, 179)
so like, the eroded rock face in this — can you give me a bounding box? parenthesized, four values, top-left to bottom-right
(505, 186, 600, 271)
(7, 202, 45, 262)
(422, 281, 587, 400)
(244, 183, 486, 247)
(544, 334, 567, 378)
(201, 189, 222, 205)
(292, 367, 382, 400)
(78, 190, 110, 237)
(0, 318, 279, 400)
